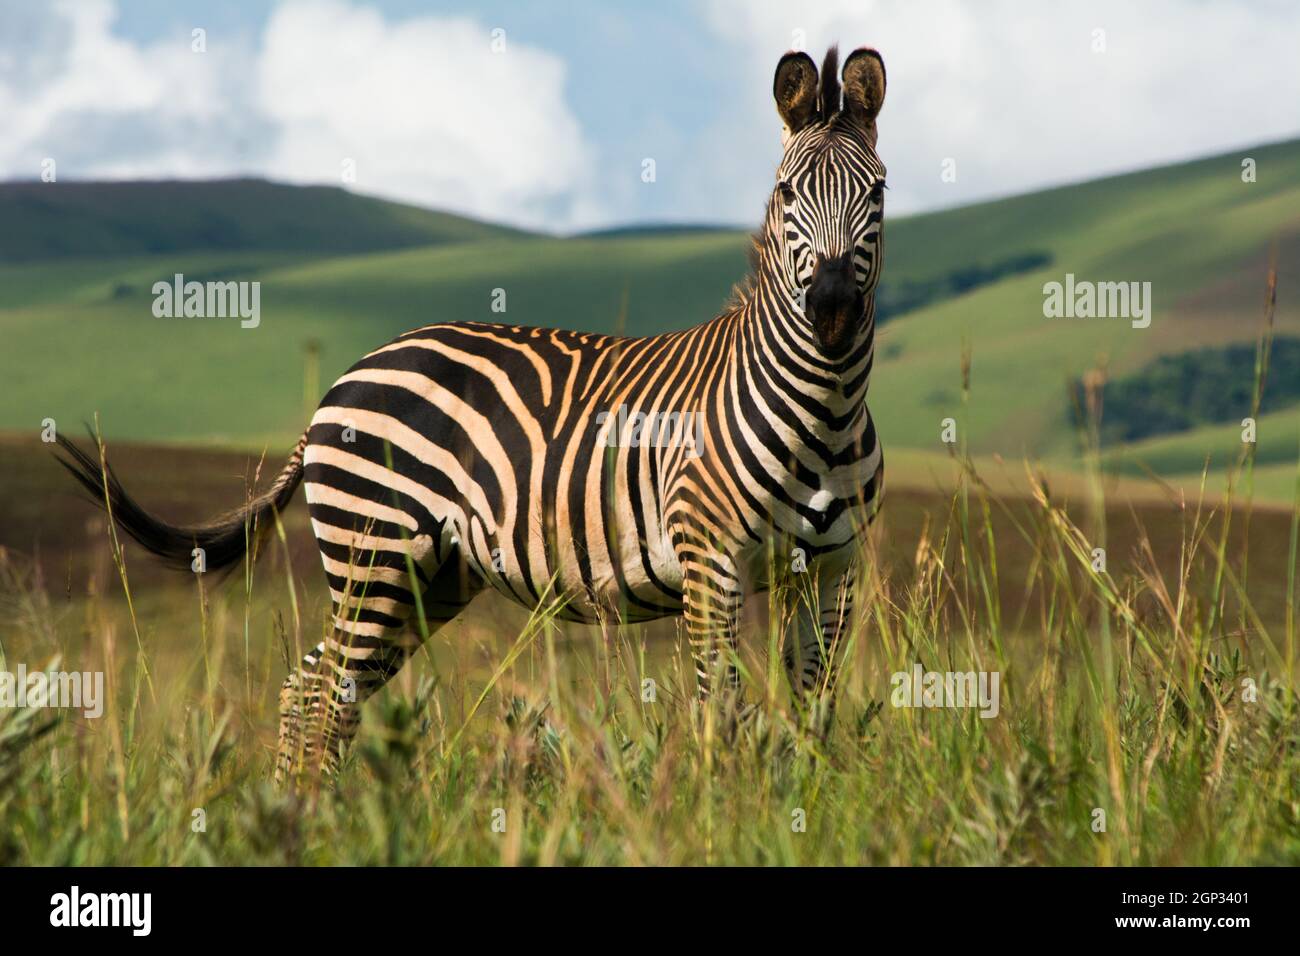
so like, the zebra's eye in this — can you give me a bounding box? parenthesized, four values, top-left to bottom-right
(777, 181, 796, 204)
(870, 180, 887, 201)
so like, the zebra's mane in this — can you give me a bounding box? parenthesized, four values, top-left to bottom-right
(818, 46, 840, 121)
(722, 228, 765, 313)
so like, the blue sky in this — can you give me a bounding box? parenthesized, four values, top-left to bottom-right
(3, 0, 1298, 231)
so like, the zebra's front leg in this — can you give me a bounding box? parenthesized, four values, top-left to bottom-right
(783, 562, 856, 728)
(677, 540, 746, 722)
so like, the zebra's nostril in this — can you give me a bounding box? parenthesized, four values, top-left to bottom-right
(807, 251, 866, 356)
(808, 252, 859, 309)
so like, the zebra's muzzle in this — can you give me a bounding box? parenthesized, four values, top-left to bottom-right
(807, 251, 865, 358)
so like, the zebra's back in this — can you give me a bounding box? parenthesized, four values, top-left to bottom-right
(302, 320, 719, 623)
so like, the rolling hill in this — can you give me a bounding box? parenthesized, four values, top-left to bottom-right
(2, 139, 1298, 499)
(0, 178, 525, 261)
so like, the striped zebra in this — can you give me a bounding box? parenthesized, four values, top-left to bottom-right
(59, 45, 887, 782)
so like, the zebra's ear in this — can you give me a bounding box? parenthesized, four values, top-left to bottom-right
(773, 51, 819, 138)
(841, 48, 886, 125)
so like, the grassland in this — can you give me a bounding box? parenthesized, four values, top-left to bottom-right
(1, 431, 1296, 865)
(2, 139, 1298, 496)
(2, 141, 1299, 866)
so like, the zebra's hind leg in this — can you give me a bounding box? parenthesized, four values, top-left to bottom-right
(275, 546, 481, 785)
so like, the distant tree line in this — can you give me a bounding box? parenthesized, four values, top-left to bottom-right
(1079, 337, 1300, 443)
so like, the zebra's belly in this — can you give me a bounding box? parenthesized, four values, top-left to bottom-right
(470, 486, 880, 623)
(461, 513, 686, 625)
(459, 456, 884, 622)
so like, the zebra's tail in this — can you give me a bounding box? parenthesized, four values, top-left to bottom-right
(55, 430, 309, 574)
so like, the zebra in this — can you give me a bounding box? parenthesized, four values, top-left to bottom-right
(58, 45, 888, 782)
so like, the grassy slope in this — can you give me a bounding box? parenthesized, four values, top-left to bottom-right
(870, 139, 1300, 466)
(0, 178, 524, 260)
(0, 233, 750, 447)
(2, 141, 1298, 494)
(1108, 407, 1300, 503)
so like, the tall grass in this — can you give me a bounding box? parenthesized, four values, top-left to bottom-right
(2, 458, 1295, 864)
(1, 285, 1297, 865)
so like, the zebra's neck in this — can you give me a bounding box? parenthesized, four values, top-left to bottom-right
(736, 256, 876, 427)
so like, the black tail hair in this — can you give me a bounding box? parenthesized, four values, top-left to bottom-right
(56, 430, 308, 573)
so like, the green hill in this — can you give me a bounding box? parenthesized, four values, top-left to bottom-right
(0, 178, 524, 261)
(868, 138, 1300, 468)
(2, 141, 1298, 498)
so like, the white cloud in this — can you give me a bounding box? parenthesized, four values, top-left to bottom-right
(0, 0, 600, 229)
(2, 1, 1296, 231)
(703, 0, 1300, 218)
(255, 1, 596, 226)
(0, 0, 246, 181)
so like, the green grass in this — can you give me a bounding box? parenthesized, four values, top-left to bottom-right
(1, 427, 1297, 865)
(1109, 408, 1300, 475)
(3, 308, 1298, 864)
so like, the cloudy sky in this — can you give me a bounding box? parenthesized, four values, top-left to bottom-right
(2, 0, 1298, 232)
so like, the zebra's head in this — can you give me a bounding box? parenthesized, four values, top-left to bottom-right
(770, 46, 887, 357)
